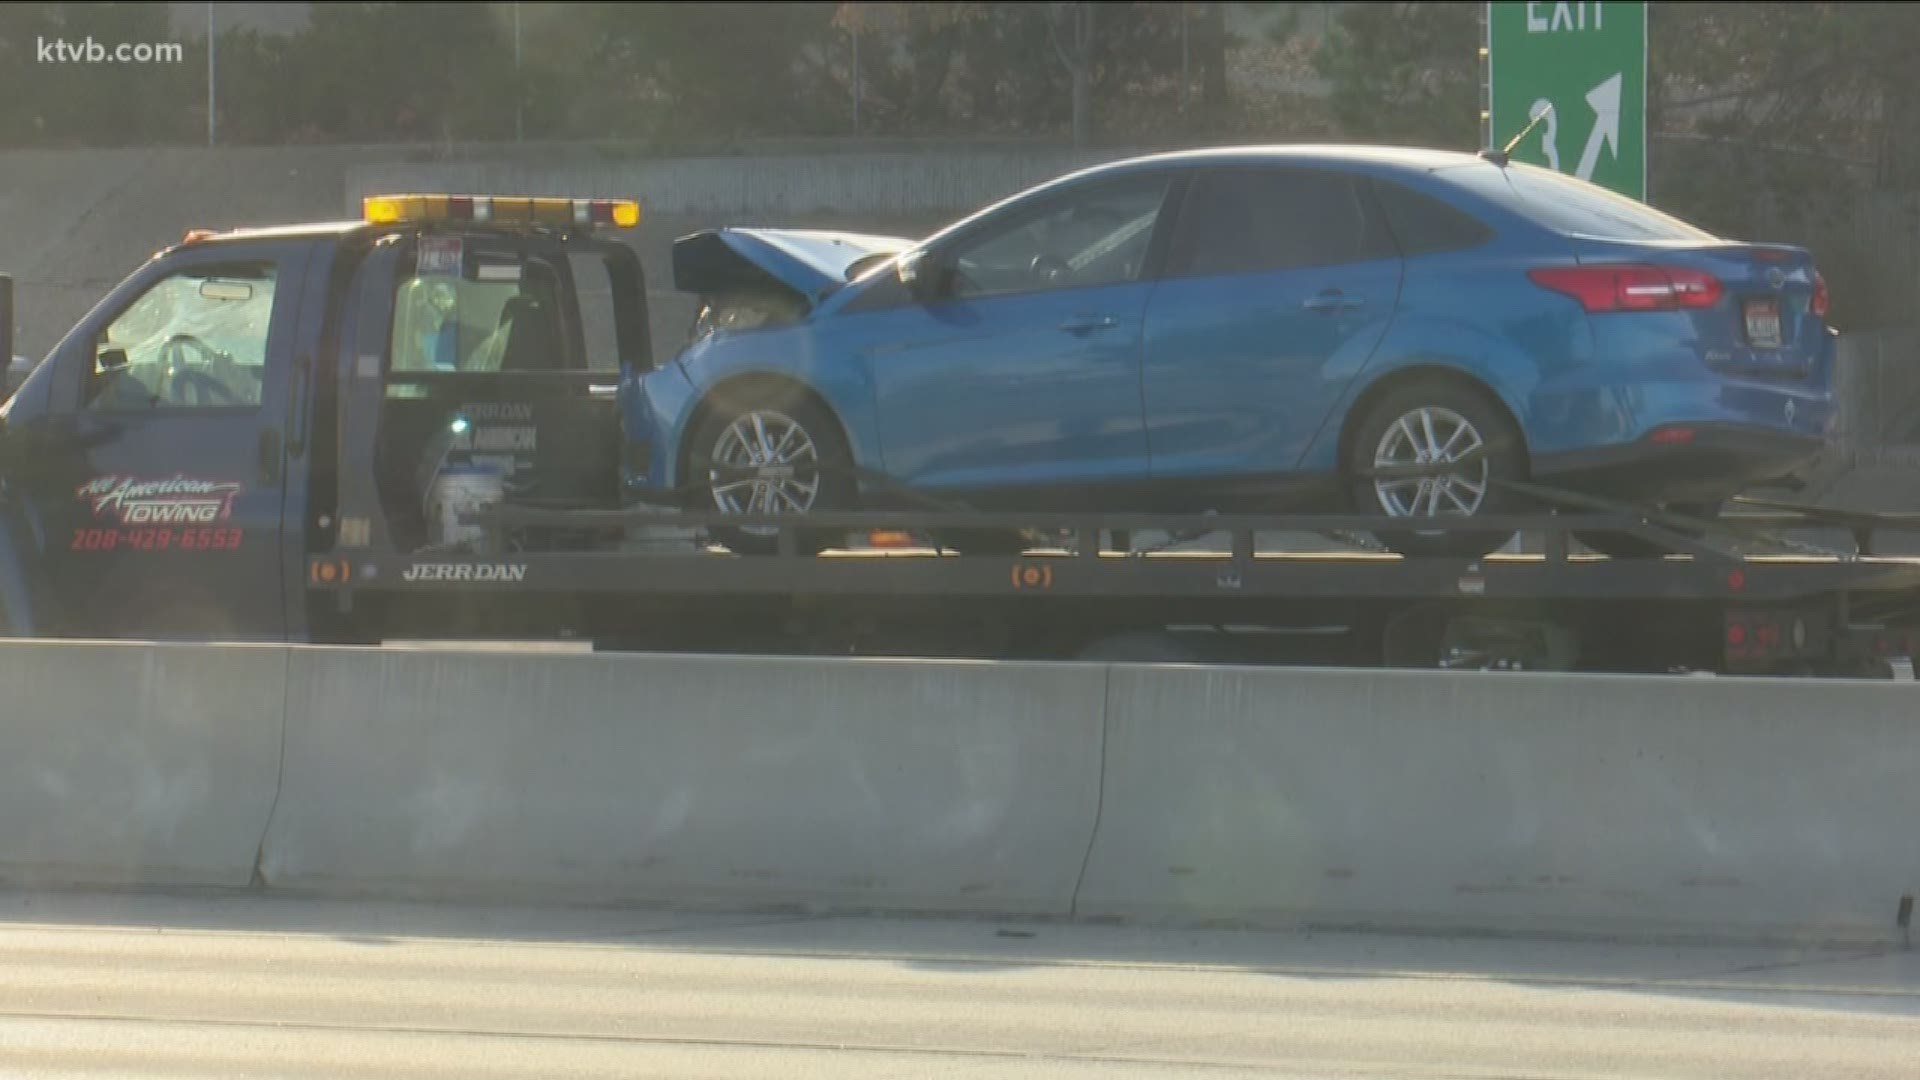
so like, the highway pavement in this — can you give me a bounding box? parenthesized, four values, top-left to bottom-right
(0, 890, 1914, 1079)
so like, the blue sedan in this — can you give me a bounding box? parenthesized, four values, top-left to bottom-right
(619, 146, 1835, 556)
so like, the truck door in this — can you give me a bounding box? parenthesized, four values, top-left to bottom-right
(19, 241, 309, 639)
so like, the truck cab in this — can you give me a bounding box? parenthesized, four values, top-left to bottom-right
(0, 194, 649, 641)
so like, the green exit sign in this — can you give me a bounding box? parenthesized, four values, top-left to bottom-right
(1487, 1, 1647, 201)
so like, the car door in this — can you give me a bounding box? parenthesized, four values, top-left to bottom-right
(1141, 166, 1403, 487)
(861, 172, 1179, 501)
(22, 244, 306, 639)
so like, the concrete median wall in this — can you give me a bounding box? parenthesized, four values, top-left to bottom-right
(4, 638, 1916, 943)
(1075, 665, 1920, 942)
(0, 640, 285, 889)
(257, 649, 1106, 913)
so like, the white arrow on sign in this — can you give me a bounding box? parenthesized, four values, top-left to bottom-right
(1575, 72, 1622, 182)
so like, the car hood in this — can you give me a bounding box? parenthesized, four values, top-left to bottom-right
(671, 228, 916, 308)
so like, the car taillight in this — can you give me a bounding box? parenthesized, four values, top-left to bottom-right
(1810, 271, 1830, 318)
(1528, 265, 1724, 313)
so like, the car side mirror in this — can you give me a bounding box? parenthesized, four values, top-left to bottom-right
(897, 249, 949, 302)
(98, 347, 128, 371)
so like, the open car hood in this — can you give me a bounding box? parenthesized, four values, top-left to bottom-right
(671, 228, 915, 308)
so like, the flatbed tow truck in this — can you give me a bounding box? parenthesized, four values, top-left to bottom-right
(2, 194, 1917, 677)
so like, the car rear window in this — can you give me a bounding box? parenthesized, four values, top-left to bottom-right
(1488, 164, 1716, 242)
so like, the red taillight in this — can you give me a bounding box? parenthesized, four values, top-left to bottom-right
(1528, 265, 1724, 313)
(1647, 425, 1695, 446)
(1810, 271, 1830, 319)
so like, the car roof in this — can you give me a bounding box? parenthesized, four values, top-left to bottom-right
(915, 144, 1495, 249)
(1080, 144, 1490, 181)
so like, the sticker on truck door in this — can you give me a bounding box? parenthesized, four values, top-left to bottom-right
(70, 474, 245, 552)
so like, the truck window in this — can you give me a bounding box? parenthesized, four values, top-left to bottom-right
(387, 259, 567, 376)
(85, 263, 276, 411)
(570, 252, 621, 374)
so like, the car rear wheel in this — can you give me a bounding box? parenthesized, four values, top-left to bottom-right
(686, 388, 855, 556)
(1343, 380, 1526, 558)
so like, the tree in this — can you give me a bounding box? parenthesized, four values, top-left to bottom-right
(549, 2, 839, 143)
(830, 3, 986, 135)
(0, 2, 196, 147)
(1314, 1, 1480, 150)
(284, 2, 518, 143)
(1198, 2, 1229, 114)
(1048, 1, 1097, 146)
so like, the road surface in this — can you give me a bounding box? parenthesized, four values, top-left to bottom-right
(0, 891, 1914, 1079)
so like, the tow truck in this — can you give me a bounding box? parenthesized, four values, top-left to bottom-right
(1, 193, 1917, 677)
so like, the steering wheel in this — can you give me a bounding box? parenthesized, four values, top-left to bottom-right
(158, 333, 246, 407)
(160, 333, 222, 368)
(1029, 254, 1073, 286)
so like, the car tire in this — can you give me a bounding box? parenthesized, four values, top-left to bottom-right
(1343, 379, 1527, 559)
(685, 385, 856, 557)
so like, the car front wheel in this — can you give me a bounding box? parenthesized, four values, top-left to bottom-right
(685, 387, 855, 556)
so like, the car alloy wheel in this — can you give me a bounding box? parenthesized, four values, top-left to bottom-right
(1371, 406, 1489, 520)
(707, 408, 821, 535)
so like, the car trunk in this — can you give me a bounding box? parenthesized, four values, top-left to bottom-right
(1568, 236, 1829, 382)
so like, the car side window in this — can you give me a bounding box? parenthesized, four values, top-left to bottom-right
(1165, 168, 1397, 278)
(84, 262, 277, 412)
(1368, 178, 1494, 256)
(947, 175, 1173, 300)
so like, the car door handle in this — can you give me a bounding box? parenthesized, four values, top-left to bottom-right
(1303, 291, 1365, 314)
(1058, 314, 1120, 335)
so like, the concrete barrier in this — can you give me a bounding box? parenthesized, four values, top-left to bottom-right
(8, 637, 1918, 944)
(0, 640, 285, 888)
(259, 649, 1105, 914)
(1075, 665, 1920, 943)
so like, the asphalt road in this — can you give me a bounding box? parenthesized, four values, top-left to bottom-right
(0, 891, 1914, 1079)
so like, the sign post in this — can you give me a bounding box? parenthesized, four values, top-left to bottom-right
(1487, 2, 1647, 200)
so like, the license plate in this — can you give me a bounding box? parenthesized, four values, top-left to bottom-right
(1744, 298, 1782, 349)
